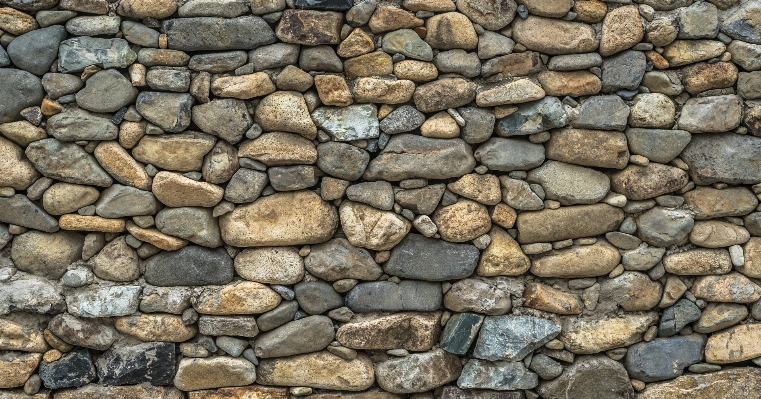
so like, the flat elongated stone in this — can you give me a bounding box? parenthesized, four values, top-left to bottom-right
(559, 312, 658, 354)
(0, 273, 65, 315)
(144, 246, 233, 286)
(692, 273, 761, 303)
(663, 249, 732, 275)
(458, 359, 538, 391)
(545, 128, 629, 169)
(47, 313, 116, 350)
(187, 387, 286, 399)
(375, 349, 462, 394)
(275, 10, 343, 45)
(0, 319, 48, 353)
(132, 132, 216, 172)
(527, 160, 610, 205)
(164, 17, 274, 51)
(336, 311, 441, 351)
(625, 128, 691, 163)
(636, 368, 761, 399)
(254, 315, 334, 358)
(706, 324, 761, 363)
(364, 135, 475, 181)
(0, 195, 58, 233)
(384, 234, 479, 281)
(413, 78, 476, 112)
(683, 186, 758, 220)
(516, 204, 624, 244)
(496, 97, 567, 136)
(474, 138, 545, 172)
(66, 286, 141, 318)
(58, 37, 137, 73)
(346, 281, 442, 312)
(256, 351, 375, 391)
(678, 95, 742, 133)
(174, 357, 256, 391)
(513, 16, 599, 54)
(192, 281, 281, 315)
(115, 314, 197, 342)
(681, 134, 761, 185)
(50, 384, 183, 399)
(610, 163, 688, 200)
(473, 316, 560, 361)
(11, 230, 83, 279)
(25, 139, 113, 187)
(626, 335, 705, 382)
(572, 95, 629, 131)
(305, 238, 381, 281)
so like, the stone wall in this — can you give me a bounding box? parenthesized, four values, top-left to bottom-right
(1, 0, 761, 397)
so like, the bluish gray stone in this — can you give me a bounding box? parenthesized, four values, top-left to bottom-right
(384, 234, 480, 281)
(57, 37, 137, 73)
(678, 1, 719, 39)
(474, 138, 545, 172)
(625, 128, 692, 163)
(25, 139, 113, 187)
(0, 194, 59, 233)
(136, 92, 194, 133)
(681, 133, 761, 185)
(346, 280, 443, 312)
(440, 313, 485, 355)
(625, 335, 705, 382)
(224, 168, 268, 203)
(144, 246, 234, 286)
(0, 46, 9, 67)
(189, 51, 248, 73)
(548, 53, 602, 71)
(294, 281, 344, 315)
(572, 95, 630, 131)
(602, 50, 647, 93)
(0, 68, 44, 123)
(312, 104, 380, 141)
(637, 206, 694, 247)
(40, 348, 97, 389)
(178, 0, 251, 17)
(382, 29, 433, 61)
(46, 108, 119, 141)
(473, 316, 561, 361)
(496, 97, 567, 136)
(121, 21, 159, 47)
(529, 354, 563, 380)
(256, 301, 299, 331)
(254, 315, 335, 358)
(163, 17, 276, 51)
(458, 359, 538, 390)
(316, 142, 370, 181)
(248, 43, 300, 71)
(155, 207, 223, 248)
(379, 105, 424, 135)
(42, 73, 83, 100)
(659, 299, 702, 337)
(7, 25, 66, 75)
(96, 342, 176, 386)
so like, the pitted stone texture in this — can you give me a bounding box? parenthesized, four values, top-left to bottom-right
(636, 368, 761, 399)
(517, 204, 624, 244)
(305, 238, 381, 281)
(144, 246, 234, 286)
(559, 312, 659, 354)
(336, 311, 441, 351)
(164, 17, 275, 51)
(256, 351, 375, 391)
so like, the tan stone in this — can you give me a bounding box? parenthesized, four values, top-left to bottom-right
(545, 128, 629, 169)
(353, 78, 415, 104)
(682, 62, 739, 94)
(115, 313, 197, 342)
(599, 5, 643, 56)
(476, 79, 545, 107)
(256, 351, 375, 391)
(44, 349, 62, 362)
(239, 132, 317, 166)
(221, 191, 338, 247)
(477, 226, 530, 276)
(126, 220, 189, 251)
(211, 73, 276, 100)
(425, 12, 478, 50)
(517, 0, 572, 17)
(132, 132, 216, 172)
(573, 0, 606, 23)
(11, 230, 84, 279)
(0, 319, 48, 352)
(683, 187, 758, 220)
(513, 16, 599, 55)
(93, 141, 151, 190)
(175, 357, 256, 391)
(339, 201, 411, 250)
(610, 163, 688, 200)
(559, 312, 658, 354)
(393, 61, 438, 82)
(741, 238, 761, 278)
(420, 111, 460, 139)
(188, 386, 287, 399)
(662, 249, 732, 275)
(314, 75, 353, 107)
(42, 183, 100, 215)
(234, 247, 304, 285)
(0, 352, 41, 388)
(43, 330, 73, 353)
(0, 137, 39, 190)
(689, 221, 750, 248)
(368, 5, 423, 34)
(659, 275, 687, 308)
(490, 203, 517, 229)
(645, 50, 670, 69)
(694, 303, 748, 334)
(537, 71, 601, 97)
(413, 77, 476, 112)
(0, 7, 37, 35)
(705, 324, 761, 364)
(275, 65, 313, 92)
(119, 121, 146, 149)
(691, 273, 761, 303)
(117, 0, 177, 19)
(403, 0, 455, 11)
(432, 200, 491, 243)
(152, 171, 223, 208)
(646, 18, 678, 47)
(600, 271, 663, 311)
(91, 236, 139, 281)
(662, 40, 726, 67)
(307, 390, 401, 399)
(335, 312, 441, 351)
(193, 281, 281, 315)
(52, 384, 183, 399)
(59, 215, 126, 233)
(516, 204, 625, 244)
(337, 28, 375, 58)
(255, 91, 317, 139)
(0, 121, 47, 147)
(275, 10, 343, 45)
(447, 174, 501, 205)
(482, 52, 543, 79)
(524, 283, 582, 315)
(530, 241, 621, 278)
(637, 368, 761, 399)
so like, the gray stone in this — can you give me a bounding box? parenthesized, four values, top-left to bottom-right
(746, 212, 761, 236)
(66, 285, 141, 317)
(257, 301, 299, 331)
(155, 207, 222, 248)
(478, 31, 515, 60)
(163, 17, 276, 51)
(679, 1, 719, 39)
(65, 16, 120, 36)
(529, 353, 563, 380)
(738, 72, 761, 99)
(136, 92, 194, 133)
(677, 95, 742, 133)
(144, 246, 234, 286)
(473, 316, 561, 361)
(728, 40, 761, 71)
(192, 99, 253, 144)
(721, 0, 761, 44)
(224, 168, 268, 203)
(95, 184, 160, 218)
(379, 105, 425, 135)
(681, 133, 761, 185)
(198, 315, 259, 337)
(36, 10, 77, 26)
(395, 184, 446, 215)
(475, 138, 545, 172)
(641, 70, 684, 96)
(46, 108, 118, 141)
(459, 107, 495, 144)
(527, 160, 610, 205)
(39, 348, 96, 389)
(294, 281, 343, 315)
(637, 207, 694, 247)
(137, 49, 190, 66)
(625, 335, 705, 382)
(299, 45, 342, 72)
(121, 21, 159, 47)
(189, 51, 248, 73)
(622, 245, 666, 270)
(434, 50, 481, 78)
(382, 29, 433, 61)
(0, 272, 65, 315)
(305, 238, 382, 281)
(0, 69, 44, 123)
(0, 194, 58, 233)
(146, 68, 191, 92)
(47, 313, 116, 351)
(625, 129, 691, 163)
(267, 165, 319, 191)
(312, 104, 379, 141)
(345, 181, 394, 210)
(602, 50, 646, 93)
(0, 46, 8, 67)
(254, 315, 334, 358)
(496, 97, 567, 136)
(7, 25, 66, 75)
(57, 37, 137, 73)
(384, 234, 479, 281)
(42, 73, 83, 100)
(248, 43, 300, 71)
(440, 313, 485, 355)
(458, 359, 538, 390)
(548, 53, 603, 70)
(346, 280, 443, 312)
(25, 139, 113, 187)
(316, 142, 370, 181)
(215, 336, 247, 356)
(572, 95, 630, 131)
(659, 299, 701, 337)
(376, 348, 462, 393)
(11, 230, 83, 279)
(537, 356, 634, 399)
(364, 135, 475, 180)
(179, 0, 250, 17)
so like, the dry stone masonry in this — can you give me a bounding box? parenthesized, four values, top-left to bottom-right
(0, 0, 760, 397)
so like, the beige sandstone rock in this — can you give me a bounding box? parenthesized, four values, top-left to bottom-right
(211, 73, 276, 100)
(512, 16, 599, 55)
(11, 230, 84, 279)
(339, 201, 411, 250)
(91, 236, 139, 281)
(257, 351, 375, 391)
(420, 111, 460, 139)
(662, 249, 732, 275)
(689, 221, 750, 248)
(0, 7, 37, 35)
(663, 40, 726, 67)
(537, 71, 602, 97)
(238, 132, 317, 166)
(0, 352, 41, 388)
(174, 357, 257, 391)
(691, 273, 761, 303)
(126, 221, 189, 251)
(475, 79, 545, 107)
(560, 312, 659, 354)
(53, 384, 183, 399)
(683, 187, 758, 220)
(545, 129, 629, 169)
(42, 183, 100, 215)
(394, 60, 438, 82)
(610, 163, 688, 200)
(524, 283, 582, 315)
(424, 12, 478, 50)
(188, 386, 287, 399)
(255, 91, 317, 139)
(337, 28, 375, 58)
(59, 215, 126, 233)
(335, 312, 441, 351)
(443, 278, 511, 315)
(344, 52, 393, 79)
(152, 171, 224, 208)
(314, 74, 353, 106)
(115, 313, 198, 342)
(599, 5, 643, 56)
(132, 132, 216, 172)
(0, 120, 47, 147)
(117, 0, 177, 19)
(477, 226, 530, 276)
(740, 237, 761, 278)
(432, 200, 491, 243)
(530, 241, 621, 278)
(637, 368, 761, 399)
(705, 324, 761, 364)
(93, 141, 152, 190)
(353, 78, 415, 104)
(192, 281, 282, 315)
(0, 319, 48, 352)
(517, 204, 624, 244)
(234, 247, 305, 285)
(0, 136, 39, 190)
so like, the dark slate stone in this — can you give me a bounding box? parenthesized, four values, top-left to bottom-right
(0, 194, 59, 233)
(571, 95, 630, 131)
(163, 17, 276, 51)
(295, 0, 352, 10)
(659, 298, 701, 337)
(40, 348, 97, 389)
(681, 133, 761, 185)
(496, 97, 567, 137)
(440, 312, 485, 355)
(602, 50, 646, 93)
(143, 246, 234, 286)
(257, 301, 299, 331)
(345, 280, 443, 312)
(473, 316, 561, 361)
(384, 234, 479, 281)
(458, 359, 538, 390)
(459, 107, 495, 144)
(96, 342, 176, 386)
(625, 335, 705, 382)
(7, 25, 66, 76)
(294, 281, 344, 315)
(0, 68, 44, 123)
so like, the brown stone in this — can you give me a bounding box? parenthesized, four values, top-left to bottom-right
(690, 221, 750, 248)
(682, 62, 739, 94)
(490, 203, 517, 229)
(94, 141, 152, 190)
(0, 7, 37, 35)
(477, 226, 530, 276)
(403, 0, 456, 11)
(573, 0, 607, 23)
(476, 79, 545, 107)
(413, 78, 476, 112)
(117, 0, 177, 19)
(559, 312, 659, 354)
(126, 220, 189, 251)
(256, 351, 375, 391)
(202, 140, 239, 184)
(42, 183, 100, 215)
(188, 386, 288, 399)
(59, 215, 126, 233)
(0, 319, 48, 353)
(513, 16, 598, 55)
(447, 174, 501, 205)
(314, 75, 353, 106)
(610, 163, 688, 200)
(663, 249, 732, 275)
(545, 128, 629, 169)
(211, 73, 276, 100)
(255, 91, 317, 139)
(0, 121, 47, 147)
(705, 324, 761, 364)
(394, 60, 438, 82)
(482, 52, 543, 79)
(54, 384, 184, 399)
(691, 273, 761, 303)
(368, 6, 423, 33)
(339, 201, 411, 250)
(132, 132, 216, 172)
(192, 281, 281, 315)
(457, 0, 517, 30)
(530, 241, 621, 278)
(662, 40, 726, 67)
(335, 312, 441, 351)
(0, 352, 41, 388)
(115, 313, 197, 342)
(683, 187, 758, 220)
(118, 121, 146, 149)
(740, 238, 761, 278)
(432, 200, 491, 243)
(517, 0, 572, 18)
(0, 136, 39, 190)
(275, 66, 313, 92)
(538, 71, 602, 96)
(637, 368, 761, 399)
(175, 357, 256, 391)
(239, 132, 317, 166)
(516, 204, 625, 244)
(152, 171, 224, 208)
(353, 78, 415, 104)
(645, 50, 670, 69)
(599, 5, 644, 56)
(337, 28, 375, 58)
(276, 10, 343, 45)
(344, 52, 393, 79)
(424, 12, 478, 50)
(524, 283, 582, 315)
(420, 111, 460, 139)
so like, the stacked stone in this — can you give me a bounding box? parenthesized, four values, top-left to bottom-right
(1, 0, 761, 397)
